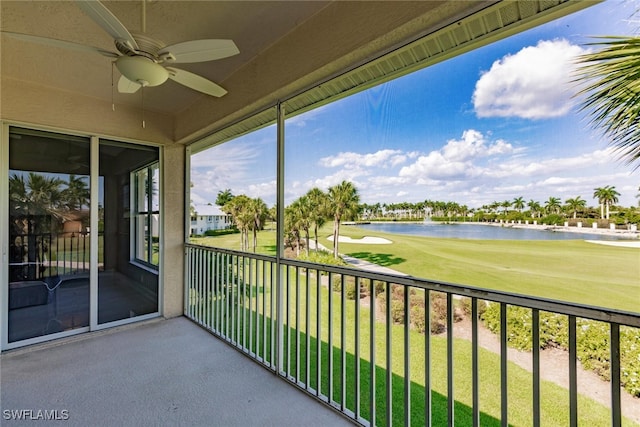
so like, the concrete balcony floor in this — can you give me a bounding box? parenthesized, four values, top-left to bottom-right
(1, 317, 351, 426)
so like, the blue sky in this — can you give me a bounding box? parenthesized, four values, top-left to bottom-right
(192, 1, 640, 210)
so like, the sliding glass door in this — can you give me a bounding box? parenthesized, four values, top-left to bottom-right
(3, 127, 161, 348)
(7, 128, 91, 342)
(98, 141, 159, 324)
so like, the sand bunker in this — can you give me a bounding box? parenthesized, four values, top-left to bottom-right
(327, 235, 392, 244)
(585, 240, 640, 248)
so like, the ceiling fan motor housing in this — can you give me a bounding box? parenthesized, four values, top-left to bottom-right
(115, 56, 169, 87)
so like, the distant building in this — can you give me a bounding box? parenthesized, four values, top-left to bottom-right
(190, 205, 231, 235)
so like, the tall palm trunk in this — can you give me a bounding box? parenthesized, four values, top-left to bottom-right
(253, 229, 257, 252)
(332, 215, 340, 258)
(304, 230, 310, 256)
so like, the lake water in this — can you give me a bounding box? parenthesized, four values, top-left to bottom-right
(354, 222, 632, 241)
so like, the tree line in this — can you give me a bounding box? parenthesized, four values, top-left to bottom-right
(215, 181, 360, 258)
(213, 183, 639, 256)
(361, 185, 638, 222)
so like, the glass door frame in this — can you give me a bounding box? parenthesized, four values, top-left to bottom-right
(1, 122, 8, 350)
(0, 123, 163, 351)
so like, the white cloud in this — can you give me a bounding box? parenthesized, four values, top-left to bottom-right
(399, 129, 515, 181)
(368, 175, 411, 186)
(440, 129, 514, 161)
(473, 39, 587, 119)
(488, 149, 615, 178)
(246, 180, 277, 201)
(190, 138, 276, 205)
(304, 169, 368, 193)
(319, 149, 408, 169)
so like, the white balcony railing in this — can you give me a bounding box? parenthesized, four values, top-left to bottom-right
(184, 243, 640, 426)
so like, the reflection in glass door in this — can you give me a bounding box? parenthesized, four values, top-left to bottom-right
(4, 128, 161, 347)
(7, 128, 91, 343)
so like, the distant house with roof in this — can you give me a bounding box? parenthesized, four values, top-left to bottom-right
(190, 204, 231, 235)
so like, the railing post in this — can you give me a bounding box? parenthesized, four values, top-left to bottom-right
(183, 246, 190, 317)
(275, 101, 286, 375)
(447, 293, 454, 426)
(181, 244, 640, 427)
(569, 315, 577, 427)
(472, 298, 479, 427)
(532, 309, 540, 427)
(610, 323, 621, 427)
(500, 302, 507, 427)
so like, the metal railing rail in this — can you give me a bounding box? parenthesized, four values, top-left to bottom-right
(9, 231, 92, 282)
(184, 243, 639, 427)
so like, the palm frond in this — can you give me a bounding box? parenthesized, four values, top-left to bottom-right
(575, 36, 640, 167)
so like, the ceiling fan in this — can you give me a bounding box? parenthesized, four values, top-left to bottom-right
(2, 0, 239, 97)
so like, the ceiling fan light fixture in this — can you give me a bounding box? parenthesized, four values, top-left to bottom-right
(115, 56, 169, 87)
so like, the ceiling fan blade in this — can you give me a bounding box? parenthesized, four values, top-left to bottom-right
(1, 31, 119, 58)
(166, 67, 227, 97)
(159, 39, 239, 64)
(76, 0, 138, 51)
(117, 75, 142, 93)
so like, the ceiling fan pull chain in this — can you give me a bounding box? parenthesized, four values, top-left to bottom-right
(142, 87, 146, 129)
(111, 62, 115, 111)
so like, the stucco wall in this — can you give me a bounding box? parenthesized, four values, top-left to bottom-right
(161, 143, 185, 318)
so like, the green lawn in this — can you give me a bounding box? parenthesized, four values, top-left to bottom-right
(189, 264, 639, 426)
(331, 225, 640, 312)
(190, 224, 639, 312)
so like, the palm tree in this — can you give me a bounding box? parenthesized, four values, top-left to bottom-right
(564, 196, 587, 219)
(215, 189, 234, 207)
(593, 185, 620, 219)
(527, 200, 542, 218)
(286, 196, 313, 256)
(501, 200, 512, 216)
(247, 198, 268, 252)
(305, 188, 328, 252)
(221, 195, 252, 251)
(284, 204, 303, 256)
(593, 187, 607, 219)
(62, 174, 90, 211)
(544, 197, 562, 215)
(604, 186, 621, 219)
(9, 172, 65, 280)
(512, 196, 525, 213)
(575, 37, 640, 167)
(327, 181, 360, 258)
(10, 172, 67, 221)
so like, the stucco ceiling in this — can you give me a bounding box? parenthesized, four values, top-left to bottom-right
(1, 1, 332, 115)
(7, 1, 573, 144)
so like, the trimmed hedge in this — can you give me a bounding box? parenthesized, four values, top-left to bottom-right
(482, 303, 640, 397)
(297, 250, 349, 267)
(375, 287, 463, 334)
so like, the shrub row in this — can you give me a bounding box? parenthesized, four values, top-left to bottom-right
(482, 303, 640, 397)
(297, 250, 349, 267)
(203, 228, 238, 237)
(329, 280, 471, 334)
(324, 269, 640, 397)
